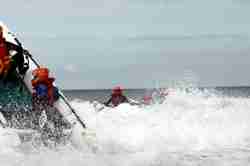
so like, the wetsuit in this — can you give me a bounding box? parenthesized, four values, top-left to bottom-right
(104, 94, 129, 107)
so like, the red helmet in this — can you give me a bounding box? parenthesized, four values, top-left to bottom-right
(112, 86, 123, 95)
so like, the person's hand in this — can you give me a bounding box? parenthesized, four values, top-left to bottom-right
(23, 49, 30, 55)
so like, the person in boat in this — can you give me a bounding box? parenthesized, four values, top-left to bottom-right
(104, 86, 129, 107)
(31, 67, 57, 108)
(31, 67, 64, 140)
(0, 25, 28, 82)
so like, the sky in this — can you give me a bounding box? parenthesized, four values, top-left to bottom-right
(1, 0, 250, 89)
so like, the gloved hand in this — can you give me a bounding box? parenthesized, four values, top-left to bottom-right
(23, 49, 30, 55)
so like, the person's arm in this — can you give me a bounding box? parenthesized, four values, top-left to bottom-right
(5, 41, 23, 52)
(104, 97, 112, 106)
(124, 96, 129, 103)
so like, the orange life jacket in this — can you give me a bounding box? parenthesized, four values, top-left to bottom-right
(0, 38, 11, 75)
(31, 67, 55, 105)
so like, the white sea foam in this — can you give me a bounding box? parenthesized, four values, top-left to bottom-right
(1, 89, 250, 166)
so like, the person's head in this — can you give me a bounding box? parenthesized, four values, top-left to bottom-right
(112, 86, 123, 96)
(32, 67, 49, 79)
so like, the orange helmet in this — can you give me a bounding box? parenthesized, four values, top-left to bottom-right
(32, 67, 49, 77)
(32, 67, 50, 83)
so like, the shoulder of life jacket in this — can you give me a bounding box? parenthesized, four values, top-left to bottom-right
(31, 78, 39, 87)
(32, 77, 55, 87)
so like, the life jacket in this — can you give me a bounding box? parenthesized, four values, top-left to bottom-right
(111, 94, 127, 107)
(31, 67, 55, 105)
(0, 38, 11, 76)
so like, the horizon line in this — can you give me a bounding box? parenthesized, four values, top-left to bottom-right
(61, 85, 250, 91)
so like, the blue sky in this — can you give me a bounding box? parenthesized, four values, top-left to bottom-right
(1, 0, 250, 89)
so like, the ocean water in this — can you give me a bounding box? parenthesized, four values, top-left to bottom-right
(1, 87, 250, 166)
(62, 87, 250, 102)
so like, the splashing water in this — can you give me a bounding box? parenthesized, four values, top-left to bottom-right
(1, 88, 250, 166)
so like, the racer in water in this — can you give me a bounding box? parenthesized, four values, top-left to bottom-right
(104, 86, 129, 107)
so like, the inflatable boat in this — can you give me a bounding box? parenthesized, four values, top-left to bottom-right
(0, 21, 87, 145)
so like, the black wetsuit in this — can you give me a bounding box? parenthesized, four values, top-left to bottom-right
(104, 94, 129, 107)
